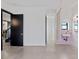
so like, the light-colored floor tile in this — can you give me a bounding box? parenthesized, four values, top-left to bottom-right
(1, 45, 77, 59)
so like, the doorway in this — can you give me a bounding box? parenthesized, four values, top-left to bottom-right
(1, 9, 12, 50)
(1, 9, 23, 50)
(11, 14, 23, 46)
(45, 15, 56, 47)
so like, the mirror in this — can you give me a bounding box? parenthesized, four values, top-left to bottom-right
(61, 22, 68, 30)
(73, 15, 78, 32)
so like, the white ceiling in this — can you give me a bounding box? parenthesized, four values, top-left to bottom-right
(1, 0, 62, 13)
(1, 0, 78, 14)
(2, 0, 77, 7)
(2, 0, 61, 7)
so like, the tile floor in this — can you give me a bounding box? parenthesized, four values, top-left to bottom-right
(1, 44, 78, 59)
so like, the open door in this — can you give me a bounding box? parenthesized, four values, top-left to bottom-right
(1, 9, 12, 50)
(11, 14, 23, 46)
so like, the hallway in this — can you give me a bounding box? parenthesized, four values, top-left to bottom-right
(1, 45, 77, 59)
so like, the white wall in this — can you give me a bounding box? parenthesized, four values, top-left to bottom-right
(71, 4, 78, 48)
(1, 0, 60, 46)
(2, 0, 78, 46)
(23, 8, 45, 46)
(72, 28, 78, 48)
(23, 7, 57, 46)
(68, 2, 78, 48)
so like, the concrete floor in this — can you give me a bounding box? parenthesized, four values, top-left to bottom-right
(1, 45, 77, 59)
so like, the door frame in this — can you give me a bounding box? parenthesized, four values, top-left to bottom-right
(45, 15, 57, 46)
(1, 9, 13, 50)
(1, 9, 24, 48)
(45, 16, 47, 46)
